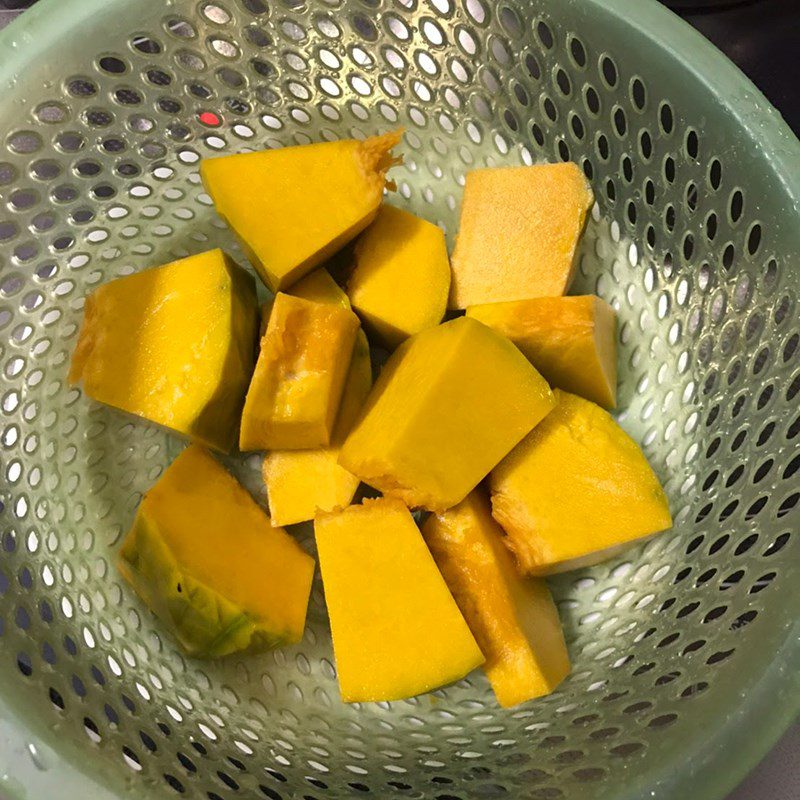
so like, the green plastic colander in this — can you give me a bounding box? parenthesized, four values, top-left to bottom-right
(0, 0, 798, 798)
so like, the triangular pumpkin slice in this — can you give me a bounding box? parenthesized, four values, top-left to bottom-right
(347, 205, 451, 348)
(315, 498, 484, 702)
(289, 267, 350, 308)
(490, 390, 671, 574)
(69, 249, 258, 453)
(423, 490, 570, 708)
(201, 132, 402, 292)
(118, 445, 315, 658)
(339, 316, 554, 512)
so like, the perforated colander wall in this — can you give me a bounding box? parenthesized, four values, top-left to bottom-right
(0, 1, 798, 799)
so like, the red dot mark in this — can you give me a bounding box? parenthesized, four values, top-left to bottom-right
(198, 111, 221, 127)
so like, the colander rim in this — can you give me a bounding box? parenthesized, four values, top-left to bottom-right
(0, 1, 797, 799)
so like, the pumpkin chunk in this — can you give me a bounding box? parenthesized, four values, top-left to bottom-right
(423, 490, 570, 707)
(118, 445, 315, 658)
(264, 330, 371, 525)
(240, 293, 360, 451)
(69, 249, 258, 453)
(201, 132, 402, 291)
(348, 205, 450, 348)
(315, 498, 484, 702)
(289, 267, 350, 308)
(450, 163, 594, 308)
(490, 390, 672, 574)
(467, 295, 617, 407)
(340, 316, 554, 512)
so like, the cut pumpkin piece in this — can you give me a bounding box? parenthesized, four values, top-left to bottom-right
(117, 445, 315, 658)
(289, 268, 350, 308)
(200, 131, 403, 292)
(69, 249, 258, 453)
(340, 316, 554, 512)
(347, 205, 450, 348)
(490, 390, 672, 575)
(423, 490, 570, 707)
(265, 449, 355, 526)
(240, 293, 360, 451)
(315, 497, 484, 702)
(467, 295, 618, 408)
(257, 268, 348, 336)
(263, 329, 372, 525)
(449, 162, 594, 308)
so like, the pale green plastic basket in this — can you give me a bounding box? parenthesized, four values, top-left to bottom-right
(0, 1, 798, 799)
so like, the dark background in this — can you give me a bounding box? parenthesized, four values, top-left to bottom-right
(673, 0, 798, 134)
